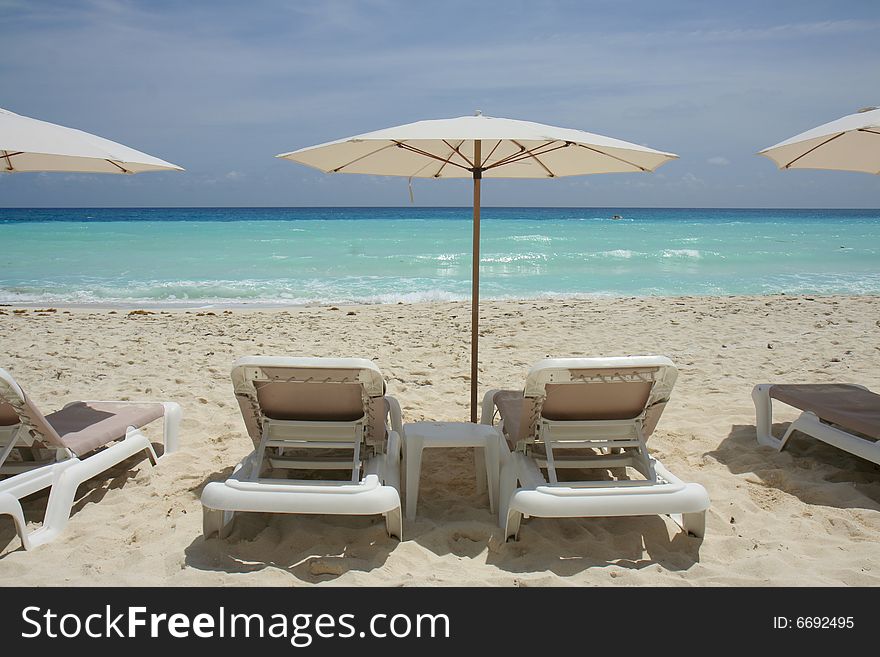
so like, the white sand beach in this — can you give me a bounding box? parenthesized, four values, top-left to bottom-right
(0, 295, 878, 586)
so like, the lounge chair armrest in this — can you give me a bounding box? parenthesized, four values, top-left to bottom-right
(385, 395, 404, 436)
(480, 389, 501, 425)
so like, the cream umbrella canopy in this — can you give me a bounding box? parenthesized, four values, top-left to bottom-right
(277, 112, 678, 421)
(759, 106, 880, 174)
(0, 106, 182, 174)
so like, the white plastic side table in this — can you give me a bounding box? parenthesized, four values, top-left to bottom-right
(402, 421, 501, 520)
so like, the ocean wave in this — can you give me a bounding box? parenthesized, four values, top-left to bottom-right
(508, 234, 552, 243)
(662, 249, 703, 259)
(598, 249, 636, 259)
(0, 278, 473, 307)
(481, 253, 548, 263)
(403, 253, 464, 262)
(3, 272, 880, 307)
(361, 290, 468, 304)
(758, 273, 880, 296)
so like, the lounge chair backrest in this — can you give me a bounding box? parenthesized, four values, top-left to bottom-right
(0, 400, 19, 427)
(515, 356, 678, 443)
(0, 368, 66, 448)
(230, 357, 387, 449)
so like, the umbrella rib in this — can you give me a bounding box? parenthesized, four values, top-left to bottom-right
(481, 140, 503, 166)
(105, 159, 132, 174)
(485, 141, 549, 169)
(484, 141, 570, 172)
(781, 132, 845, 169)
(574, 143, 650, 172)
(431, 140, 469, 177)
(512, 139, 556, 177)
(486, 139, 554, 169)
(2, 150, 22, 170)
(444, 139, 474, 168)
(394, 141, 473, 172)
(430, 140, 457, 177)
(330, 142, 400, 173)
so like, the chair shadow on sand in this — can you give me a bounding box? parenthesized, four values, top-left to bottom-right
(183, 456, 704, 581)
(409, 512, 703, 578)
(182, 467, 395, 583)
(405, 451, 705, 577)
(707, 423, 880, 511)
(0, 446, 162, 556)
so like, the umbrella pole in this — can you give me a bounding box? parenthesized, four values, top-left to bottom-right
(470, 140, 482, 423)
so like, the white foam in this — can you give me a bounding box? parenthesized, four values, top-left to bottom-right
(662, 249, 702, 259)
(509, 234, 552, 243)
(481, 253, 547, 263)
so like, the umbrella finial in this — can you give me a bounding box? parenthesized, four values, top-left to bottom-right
(474, 109, 483, 117)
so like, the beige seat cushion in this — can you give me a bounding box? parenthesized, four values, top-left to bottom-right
(240, 380, 386, 447)
(494, 380, 664, 449)
(255, 381, 364, 421)
(44, 401, 165, 456)
(0, 401, 19, 427)
(770, 384, 880, 440)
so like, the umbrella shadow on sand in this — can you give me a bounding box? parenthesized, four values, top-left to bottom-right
(183, 468, 395, 583)
(707, 423, 880, 511)
(0, 450, 155, 556)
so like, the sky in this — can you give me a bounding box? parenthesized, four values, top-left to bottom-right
(0, 0, 878, 208)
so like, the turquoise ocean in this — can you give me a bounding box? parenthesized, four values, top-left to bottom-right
(0, 207, 878, 306)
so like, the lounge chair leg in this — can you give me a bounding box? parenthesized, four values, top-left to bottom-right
(404, 433, 423, 521)
(498, 455, 517, 528)
(29, 467, 82, 548)
(385, 506, 403, 540)
(202, 507, 222, 538)
(752, 384, 786, 450)
(161, 402, 183, 455)
(485, 434, 499, 514)
(474, 447, 488, 495)
(504, 509, 522, 542)
(203, 507, 235, 539)
(0, 492, 32, 551)
(137, 431, 159, 466)
(671, 511, 706, 538)
(217, 511, 235, 539)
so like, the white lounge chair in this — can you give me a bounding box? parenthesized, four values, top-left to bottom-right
(482, 356, 710, 541)
(0, 368, 181, 550)
(201, 357, 403, 540)
(752, 383, 880, 465)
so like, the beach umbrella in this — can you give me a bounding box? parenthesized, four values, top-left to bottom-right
(277, 112, 677, 421)
(0, 106, 182, 174)
(759, 106, 880, 174)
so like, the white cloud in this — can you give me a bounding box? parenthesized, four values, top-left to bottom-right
(707, 156, 730, 166)
(680, 172, 705, 187)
